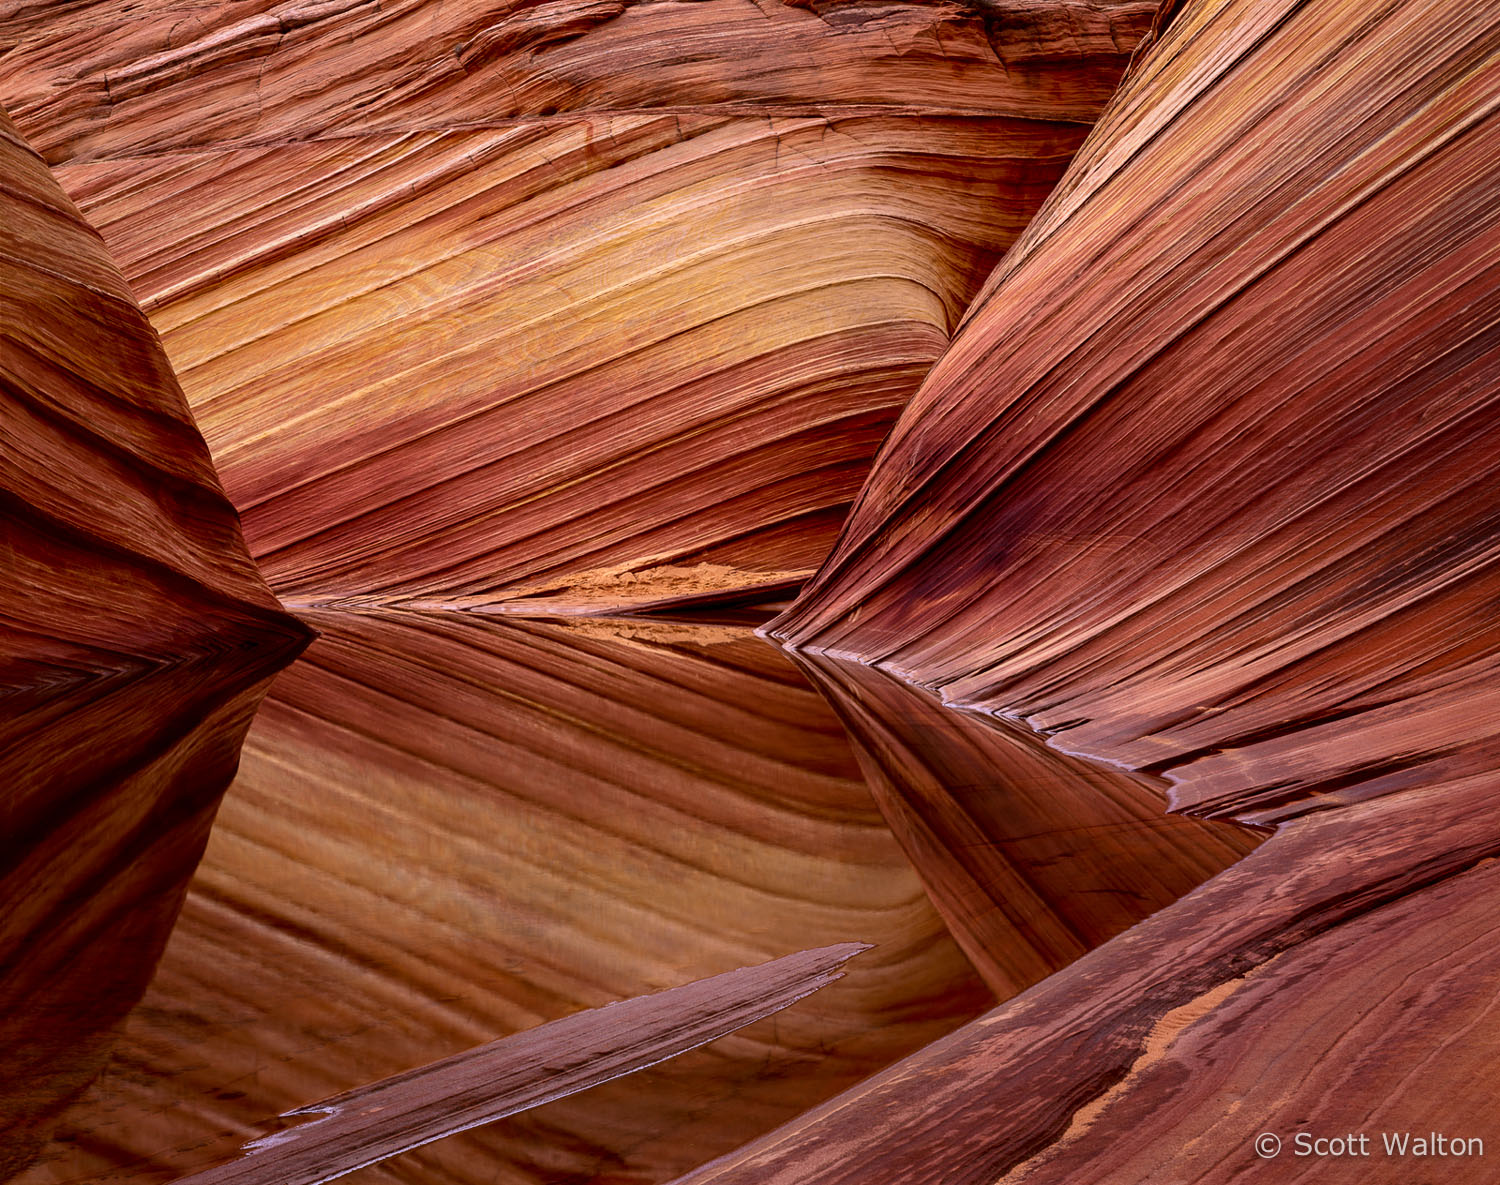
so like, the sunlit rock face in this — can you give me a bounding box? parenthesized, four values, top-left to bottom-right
(53, 116, 1080, 611)
(772, 0, 1500, 826)
(2, 0, 1158, 613)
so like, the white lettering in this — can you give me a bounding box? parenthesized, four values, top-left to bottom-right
(1381, 1133, 1485, 1157)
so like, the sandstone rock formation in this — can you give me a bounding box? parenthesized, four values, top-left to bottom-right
(770, 0, 1500, 827)
(686, 0, 1500, 1177)
(2, 0, 1153, 164)
(6, 0, 1499, 1180)
(0, 659, 290, 1181)
(0, 107, 306, 679)
(173, 943, 871, 1185)
(674, 765, 1500, 1185)
(794, 655, 1260, 998)
(2, 0, 1156, 612)
(13, 614, 992, 1184)
(1, 107, 308, 1177)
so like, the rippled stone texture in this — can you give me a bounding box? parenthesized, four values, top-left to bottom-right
(1, 0, 1153, 162)
(14, 614, 992, 1184)
(174, 944, 870, 1185)
(679, 768, 1500, 1185)
(794, 655, 1260, 997)
(0, 106, 305, 681)
(681, 0, 1500, 1178)
(9, 0, 1498, 1180)
(772, 0, 1500, 825)
(1, 106, 307, 1180)
(0, 660, 291, 1182)
(54, 116, 1086, 610)
(1, 0, 1158, 612)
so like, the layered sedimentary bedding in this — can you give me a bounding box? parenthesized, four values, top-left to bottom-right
(55, 114, 1080, 609)
(771, 0, 1500, 826)
(5, 0, 1499, 1181)
(1, 0, 1151, 161)
(793, 655, 1259, 998)
(15, 614, 992, 1184)
(1, 109, 308, 1177)
(693, 0, 1500, 1178)
(3, 0, 1155, 612)
(0, 658, 290, 1181)
(677, 765, 1500, 1185)
(173, 943, 874, 1185)
(0, 108, 305, 680)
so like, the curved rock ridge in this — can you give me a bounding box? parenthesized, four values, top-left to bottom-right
(0, 0, 1163, 614)
(671, 1, 1500, 1178)
(0, 657, 289, 1182)
(2, 102, 306, 1181)
(171, 945, 870, 1185)
(51, 114, 1086, 611)
(16, 612, 992, 1185)
(674, 765, 1500, 1185)
(0, 105, 308, 689)
(1, 0, 1154, 165)
(793, 654, 1261, 999)
(771, 0, 1500, 824)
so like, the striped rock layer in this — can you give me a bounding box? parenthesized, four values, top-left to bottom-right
(675, 0, 1500, 1180)
(0, 658, 286, 1182)
(1, 0, 1158, 613)
(771, 0, 1500, 825)
(793, 654, 1260, 999)
(1, 0, 1154, 163)
(172, 944, 871, 1185)
(14, 613, 994, 1185)
(1, 108, 306, 1178)
(9, 0, 1498, 1181)
(0, 106, 305, 686)
(677, 763, 1500, 1185)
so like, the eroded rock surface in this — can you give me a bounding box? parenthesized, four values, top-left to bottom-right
(13, 614, 992, 1185)
(684, 0, 1500, 1178)
(771, 0, 1500, 826)
(2, 0, 1158, 612)
(7, 0, 1498, 1180)
(1, 106, 307, 682)
(1, 103, 307, 1179)
(795, 655, 1261, 998)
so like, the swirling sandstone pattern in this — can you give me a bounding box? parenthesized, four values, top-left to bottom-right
(2, 0, 1158, 612)
(175, 945, 870, 1185)
(771, 0, 1500, 825)
(1, 107, 306, 1179)
(14, 613, 992, 1185)
(793, 655, 1260, 998)
(54, 115, 1084, 610)
(677, 768, 1500, 1185)
(0, 658, 287, 1182)
(672, 0, 1500, 1179)
(9, 0, 1498, 1179)
(0, 107, 305, 680)
(1, 0, 1153, 163)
